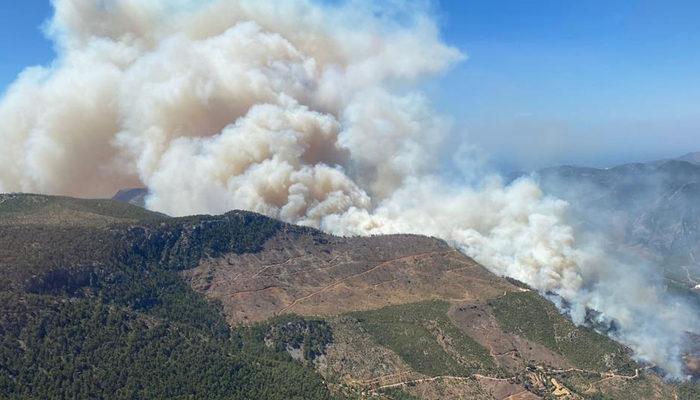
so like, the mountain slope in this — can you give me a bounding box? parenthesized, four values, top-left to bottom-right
(1, 194, 696, 399)
(0, 194, 332, 399)
(184, 232, 514, 325)
(111, 188, 148, 207)
(676, 152, 700, 165)
(534, 158, 700, 290)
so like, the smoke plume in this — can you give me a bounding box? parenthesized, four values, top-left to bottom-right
(1, 0, 697, 378)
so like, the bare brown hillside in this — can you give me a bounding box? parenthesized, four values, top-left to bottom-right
(183, 230, 516, 325)
(180, 227, 683, 399)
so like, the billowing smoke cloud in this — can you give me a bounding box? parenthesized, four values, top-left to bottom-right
(1, 0, 698, 378)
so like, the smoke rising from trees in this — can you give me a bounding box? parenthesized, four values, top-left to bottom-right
(0, 0, 697, 378)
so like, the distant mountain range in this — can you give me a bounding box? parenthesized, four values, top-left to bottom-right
(112, 187, 148, 207)
(530, 152, 700, 292)
(676, 151, 700, 165)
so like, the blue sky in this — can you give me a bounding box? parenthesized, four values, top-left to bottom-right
(1, 1, 699, 171)
(431, 0, 700, 170)
(0, 2, 54, 90)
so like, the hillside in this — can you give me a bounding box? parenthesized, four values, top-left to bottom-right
(0, 194, 697, 399)
(676, 152, 700, 165)
(532, 158, 700, 292)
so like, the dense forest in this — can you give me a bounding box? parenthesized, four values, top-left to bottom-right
(0, 195, 338, 399)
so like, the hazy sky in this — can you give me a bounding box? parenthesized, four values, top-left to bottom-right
(1, 0, 698, 171)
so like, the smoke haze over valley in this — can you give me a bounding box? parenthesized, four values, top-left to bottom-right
(1, 0, 699, 382)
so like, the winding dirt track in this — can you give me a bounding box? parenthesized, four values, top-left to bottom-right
(373, 374, 478, 390)
(365, 365, 645, 397)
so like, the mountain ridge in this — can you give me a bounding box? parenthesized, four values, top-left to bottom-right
(531, 156, 700, 289)
(1, 193, 697, 399)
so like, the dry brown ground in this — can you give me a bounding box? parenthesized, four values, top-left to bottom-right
(473, 375, 540, 400)
(402, 378, 494, 400)
(183, 231, 516, 325)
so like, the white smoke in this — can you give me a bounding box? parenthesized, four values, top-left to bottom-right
(0, 0, 697, 378)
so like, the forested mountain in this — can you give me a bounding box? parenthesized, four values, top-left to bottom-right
(1, 194, 697, 399)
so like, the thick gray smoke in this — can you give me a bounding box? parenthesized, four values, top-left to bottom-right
(1, 0, 697, 378)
